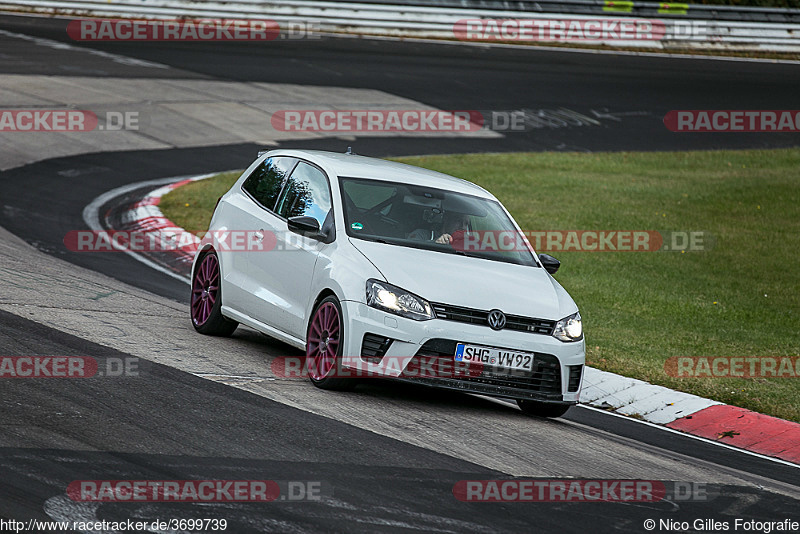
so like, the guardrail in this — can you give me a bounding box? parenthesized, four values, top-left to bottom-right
(326, 0, 800, 23)
(1, 0, 799, 52)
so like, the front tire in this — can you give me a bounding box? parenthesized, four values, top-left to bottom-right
(517, 399, 571, 418)
(306, 295, 356, 391)
(190, 251, 238, 336)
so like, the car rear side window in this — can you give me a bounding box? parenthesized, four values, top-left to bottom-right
(242, 157, 296, 211)
(275, 162, 332, 226)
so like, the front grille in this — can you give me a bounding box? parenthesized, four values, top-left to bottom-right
(399, 339, 563, 401)
(430, 303, 555, 335)
(567, 365, 583, 392)
(360, 333, 393, 363)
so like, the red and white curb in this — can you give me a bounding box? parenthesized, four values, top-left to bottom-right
(666, 405, 800, 464)
(581, 368, 800, 465)
(102, 174, 800, 467)
(82, 174, 217, 284)
(581, 367, 722, 424)
(119, 176, 206, 269)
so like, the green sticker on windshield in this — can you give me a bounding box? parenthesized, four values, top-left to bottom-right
(351, 222, 363, 230)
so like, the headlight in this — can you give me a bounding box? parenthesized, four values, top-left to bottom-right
(553, 312, 582, 342)
(366, 279, 434, 321)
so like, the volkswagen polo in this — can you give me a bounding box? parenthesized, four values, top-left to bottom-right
(190, 149, 584, 417)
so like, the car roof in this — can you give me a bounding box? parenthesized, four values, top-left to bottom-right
(264, 149, 494, 199)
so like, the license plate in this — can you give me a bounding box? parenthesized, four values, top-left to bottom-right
(454, 343, 535, 372)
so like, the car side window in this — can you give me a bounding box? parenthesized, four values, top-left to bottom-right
(241, 157, 296, 211)
(275, 162, 332, 226)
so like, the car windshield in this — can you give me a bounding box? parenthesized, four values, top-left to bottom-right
(339, 177, 538, 267)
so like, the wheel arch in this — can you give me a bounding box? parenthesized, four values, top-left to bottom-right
(191, 243, 216, 280)
(309, 288, 340, 320)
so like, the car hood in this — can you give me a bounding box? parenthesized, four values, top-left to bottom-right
(349, 239, 576, 320)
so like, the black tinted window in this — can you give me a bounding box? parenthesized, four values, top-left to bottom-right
(276, 162, 332, 226)
(242, 157, 296, 210)
(339, 177, 536, 267)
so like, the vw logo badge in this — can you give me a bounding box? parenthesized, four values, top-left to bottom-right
(487, 309, 506, 331)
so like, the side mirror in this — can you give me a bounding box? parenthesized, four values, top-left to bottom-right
(287, 216, 322, 237)
(538, 253, 560, 275)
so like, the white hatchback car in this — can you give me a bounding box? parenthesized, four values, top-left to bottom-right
(191, 149, 584, 417)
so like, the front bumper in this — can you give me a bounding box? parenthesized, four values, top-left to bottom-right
(340, 301, 585, 404)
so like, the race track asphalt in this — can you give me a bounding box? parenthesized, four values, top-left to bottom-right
(0, 13, 798, 532)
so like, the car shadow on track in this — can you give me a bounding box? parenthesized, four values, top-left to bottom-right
(225, 324, 563, 422)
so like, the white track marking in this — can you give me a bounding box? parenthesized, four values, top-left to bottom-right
(81, 175, 216, 285)
(0, 28, 169, 69)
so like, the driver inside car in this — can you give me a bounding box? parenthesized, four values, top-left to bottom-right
(408, 211, 470, 244)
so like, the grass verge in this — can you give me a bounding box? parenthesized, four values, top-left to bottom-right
(162, 149, 800, 422)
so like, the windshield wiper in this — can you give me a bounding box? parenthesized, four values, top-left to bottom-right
(356, 235, 398, 246)
(353, 235, 527, 265)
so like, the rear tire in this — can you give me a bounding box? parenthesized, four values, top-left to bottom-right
(306, 296, 356, 391)
(190, 251, 238, 336)
(517, 399, 571, 418)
